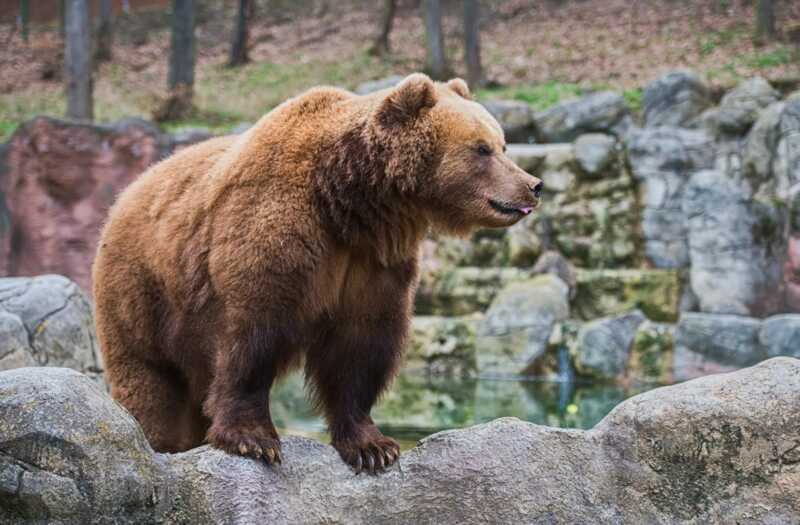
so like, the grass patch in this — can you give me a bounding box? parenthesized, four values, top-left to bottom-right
(0, 50, 401, 138)
(745, 47, 792, 69)
(0, 121, 18, 142)
(476, 81, 583, 112)
(623, 88, 643, 113)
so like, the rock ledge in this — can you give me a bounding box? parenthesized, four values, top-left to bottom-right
(1, 358, 799, 524)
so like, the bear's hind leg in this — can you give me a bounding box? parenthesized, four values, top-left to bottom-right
(305, 318, 404, 474)
(108, 357, 205, 452)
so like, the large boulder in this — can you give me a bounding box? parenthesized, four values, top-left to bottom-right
(476, 274, 570, 376)
(573, 310, 646, 380)
(0, 275, 102, 385)
(683, 169, 786, 316)
(533, 91, 631, 143)
(0, 368, 168, 523)
(626, 126, 715, 268)
(673, 313, 764, 381)
(0, 117, 210, 290)
(642, 70, 711, 128)
(481, 99, 536, 143)
(3, 359, 800, 523)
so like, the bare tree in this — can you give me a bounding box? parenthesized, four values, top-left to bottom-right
(755, 0, 776, 41)
(463, 0, 483, 88)
(368, 0, 396, 57)
(95, 0, 113, 62)
(228, 0, 252, 67)
(64, 0, 93, 121)
(156, 0, 196, 120)
(422, 0, 448, 80)
(19, 0, 29, 43)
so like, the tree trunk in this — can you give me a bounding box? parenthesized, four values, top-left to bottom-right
(19, 0, 29, 43)
(64, 0, 93, 121)
(95, 0, 113, 62)
(160, 0, 196, 120)
(463, 0, 483, 88)
(59, 0, 66, 40)
(228, 0, 252, 67)
(422, 0, 448, 80)
(369, 0, 396, 57)
(755, 0, 776, 41)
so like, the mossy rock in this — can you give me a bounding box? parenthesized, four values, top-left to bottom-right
(628, 321, 674, 384)
(572, 269, 681, 322)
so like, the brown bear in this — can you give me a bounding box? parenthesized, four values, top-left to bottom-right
(92, 73, 542, 474)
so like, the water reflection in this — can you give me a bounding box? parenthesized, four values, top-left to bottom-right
(271, 371, 642, 450)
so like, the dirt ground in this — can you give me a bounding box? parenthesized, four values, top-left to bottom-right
(1, 0, 798, 135)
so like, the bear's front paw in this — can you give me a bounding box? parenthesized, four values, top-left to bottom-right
(207, 423, 283, 465)
(333, 433, 401, 475)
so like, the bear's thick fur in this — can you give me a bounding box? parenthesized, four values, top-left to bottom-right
(93, 74, 542, 473)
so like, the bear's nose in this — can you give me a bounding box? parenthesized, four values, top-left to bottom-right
(529, 181, 543, 198)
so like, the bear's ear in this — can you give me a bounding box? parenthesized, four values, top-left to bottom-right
(447, 78, 471, 99)
(376, 73, 437, 127)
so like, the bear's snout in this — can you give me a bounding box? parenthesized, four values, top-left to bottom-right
(529, 181, 543, 199)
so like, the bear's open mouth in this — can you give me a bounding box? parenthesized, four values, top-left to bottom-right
(489, 199, 534, 216)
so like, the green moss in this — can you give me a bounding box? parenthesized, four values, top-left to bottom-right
(746, 47, 792, 69)
(476, 81, 583, 112)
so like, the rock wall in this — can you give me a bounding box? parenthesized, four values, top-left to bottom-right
(1, 359, 798, 524)
(0, 117, 211, 291)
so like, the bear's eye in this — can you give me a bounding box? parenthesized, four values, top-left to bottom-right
(502, 144, 507, 153)
(476, 144, 493, 156)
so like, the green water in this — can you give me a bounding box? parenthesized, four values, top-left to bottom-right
(271, 371, 644, 450)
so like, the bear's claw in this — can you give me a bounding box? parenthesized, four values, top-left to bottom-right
(334, 435, 401, 475)
(207, 424, 283, 466)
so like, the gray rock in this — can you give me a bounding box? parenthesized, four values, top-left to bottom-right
(713, 76, 780, 134)
(0, 275, 102, 385)
(744, 101, 786, 189)
(354, 75, 404, 95)
(476, 274, 569, 376)
(626, 126, 715, 268)
(743, 99, 800, 203)
(683, 170, 786, 316)
(0, 367, 168, 523)
(574, 310, 646, 380)
(673, 312, 764, 381)
(643, 70, 711, 128)
(531, 250, 577, 298)
(8, 359, 800, 523)
(574, 132, 617, 177)
(481, 99, 536, 143)
(533, 91, 631, 143)
(759, 314, 800, 359)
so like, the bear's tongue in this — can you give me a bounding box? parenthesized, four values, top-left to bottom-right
(520, 207, 533, 215)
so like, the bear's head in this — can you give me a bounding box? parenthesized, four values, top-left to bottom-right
(370, 73, 543, 235)
(315, 73, 543, 262)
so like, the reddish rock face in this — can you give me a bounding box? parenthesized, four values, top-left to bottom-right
(0, 117, 210, 292)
